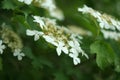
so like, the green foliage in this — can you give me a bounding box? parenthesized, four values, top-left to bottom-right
(114, 56, 120, 72)
(90, 41, 115, 69)
(2, 0, 16, 10)
(54, 71, 69, 80)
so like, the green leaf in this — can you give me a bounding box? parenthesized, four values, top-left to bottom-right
(54, 71, 69, 80)
(13, 15, 31, 28)
(114, 56, 120, 72)
(107, 40, 120, 72)
(23, 46, 35, 59)
(2, 0, 16, 10)
(90, 41, 115, 69)
(32, 57, 53, 69)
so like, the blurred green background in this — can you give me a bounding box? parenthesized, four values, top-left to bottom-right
(0, 0, 120, 80)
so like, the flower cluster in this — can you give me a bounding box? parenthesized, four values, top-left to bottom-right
(26, 16, 89, 65)
(78, 5, 120, 40)
(18, 0, 64, 20)
(13, 49, 25, 60)
(0, 24, 25, 60)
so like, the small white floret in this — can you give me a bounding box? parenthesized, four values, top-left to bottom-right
(26, 29, 44, 41)
(13, 49, 25, 60)
(33, 16, 45, 29)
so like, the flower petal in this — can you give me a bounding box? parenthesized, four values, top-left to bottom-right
(0, 50, 3, 54)
(56, 47, 62, 56)
(20, 53, 25, 57)
(62, 46, 68, 54)
(33, 16, 45, 29)
(0, 40, 2, 45)
(73, 57, 80, 65)
(34, 34, 40, 41)
(68, 41, 74, 47)
(18, 56, 22, 60)
(26, 29, 35, 36)
(13, 52, 19, 56)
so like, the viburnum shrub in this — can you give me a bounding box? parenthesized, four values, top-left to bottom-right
(0, 0, 120, 80)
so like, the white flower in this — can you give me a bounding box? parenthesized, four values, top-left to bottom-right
(69, 53, 80, 65)
(78, 5, 92, 14)
(26, 29, 44, 41)
(101, 30, 120, 40)
(0, 40, 6, 54)
(26, 16, 88, 65)
(111, 19, 120, 31)
(49, 9, 64, 20)
(69, 41, 79, 53)
(92, 11, 101, 18)
(56, 42, 68, 56)
(97, 15, 116, 30)
(78, 5, 120, 41)
(78, 5, 101, 18)
(13, 49, 25, 60)
(18, 0, 33, 5)
(68, 40, 89, 59)
(43, 35, 58, 46)
(41, 0, 56, 11)
(68, 40, 82, 65)
(33, 16, 45, 29)
(78, 5, 120, 31)
(43, 35, 68, 56)
(45, 18, 56, 25)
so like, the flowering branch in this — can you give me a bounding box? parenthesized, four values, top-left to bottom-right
(26, 16, 89, 65)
